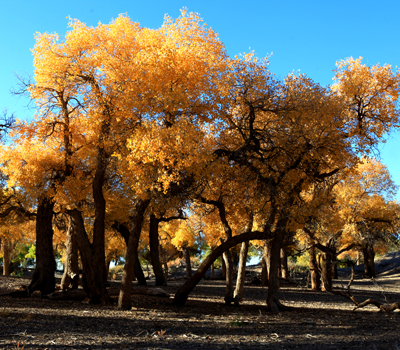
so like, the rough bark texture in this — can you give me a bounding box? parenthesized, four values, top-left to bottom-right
(320, 250, 333, 291)
(118, 199, 150, 310)
(69, 209, 107, 303)
(2, 238, 11, 276)
(309, 245, 321, 290)
(280, 247, 288, 279)
(61, 215, 79, 290)
(363, 243, 376, 278)
(183, 246, 192, 278)
(149, 214, 167, 286)
(28, 198, 56, 296)
(112, 221, 146, 285)
(173, 230, 266, 306)
(233, 240, 249, 305)
(266, 223, 287, 312)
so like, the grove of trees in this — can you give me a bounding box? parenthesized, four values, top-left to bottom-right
(1, 10, 399, 312)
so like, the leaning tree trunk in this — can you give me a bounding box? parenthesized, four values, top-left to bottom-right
(2, 238, 11, 276)
(28, 197, 56, 296)
(149, 214, 167, 286)
(309, 245, 320, 290)
(173, 230, 266, 306)
(118, 199, 149, 310)
(61, 215, 79, 290)
(234, 240, 249, 305)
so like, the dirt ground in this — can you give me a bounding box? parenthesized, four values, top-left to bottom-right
(0, 272, 399, 350)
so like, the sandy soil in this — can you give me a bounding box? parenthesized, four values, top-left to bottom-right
(0, 271, 399, 350)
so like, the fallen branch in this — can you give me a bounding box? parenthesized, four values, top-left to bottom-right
(323, 266, 400, 313)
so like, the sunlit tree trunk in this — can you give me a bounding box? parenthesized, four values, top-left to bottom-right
(309, 245, 320, 290)
(280, 247, 288, 279)
(234, 240, 249, 305)
(61, 215, 79, 290)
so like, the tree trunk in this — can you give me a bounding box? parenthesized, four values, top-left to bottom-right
(112, 221, 146, 285)
(319, 250, 333, 291)
(69, 209, 107, 303)
(234, 240, 249, 305)
(261, 239, 272, 286)
(363, 243, 375, 278)
(28, 197, 56, 296)
(331, 247, 338, 280)
(173, 230, 266, 306)
(118, 199, 149, 310)
(309, 245, 320, 290)
(61, 215, 79, 290)
(183, 246, 192, 278)
(2, 238, 11, 276)
(149, 214, 167, 286)
(223, 248, 235, 305)
(280, 247, 288, 279)
(266, 223, 286, 312)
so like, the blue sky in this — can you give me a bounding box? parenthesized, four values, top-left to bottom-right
(2, 0, 400, 198)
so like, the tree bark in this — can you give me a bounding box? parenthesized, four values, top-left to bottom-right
(112, 221, 146, 285)
(28, 197, 56, 296)
(183, 246, 192, 278)
(233, 240, 249, 305)
(261, 239, 272, 286)
(118, 199, 149, 310)
(309, 244, 320, 290)
(149, 214, 167, 286)
(280, 247, 288, 279)
(2, 238, 11, 276)
(266, 221, 287, 312)
(69, 209, 108, 303)
(173, 230, 266, 306)
(319, 250, 333, 291)
(61, 215, 79, 290)
(363, 243, 375, 278)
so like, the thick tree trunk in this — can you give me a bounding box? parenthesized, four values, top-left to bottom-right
(266, 223, 287, 312)
(118, 199, 149, 310)
(363, 243, 375, 278)
(280, 247, 288, 279)
(183, 246, 192, 278)
(233, 240, 249, 305)
(320, 250, 333, 291)
(28, 198, 56, 296)
(309, 245, 320, 290)
(70, 209, 107, 303)
(2, 238, 11, 276)
(61, 215, 79, 290)
(149, 214, 167, 286)
(173, 230, 266, 306)
(112, 221, 146, 285)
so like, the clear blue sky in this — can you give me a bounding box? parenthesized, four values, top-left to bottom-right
(2, 0, 400, 198)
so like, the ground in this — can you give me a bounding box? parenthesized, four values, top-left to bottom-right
(1, 267, 399, 350)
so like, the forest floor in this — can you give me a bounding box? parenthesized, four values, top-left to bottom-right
(0, 264, 399, 350)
